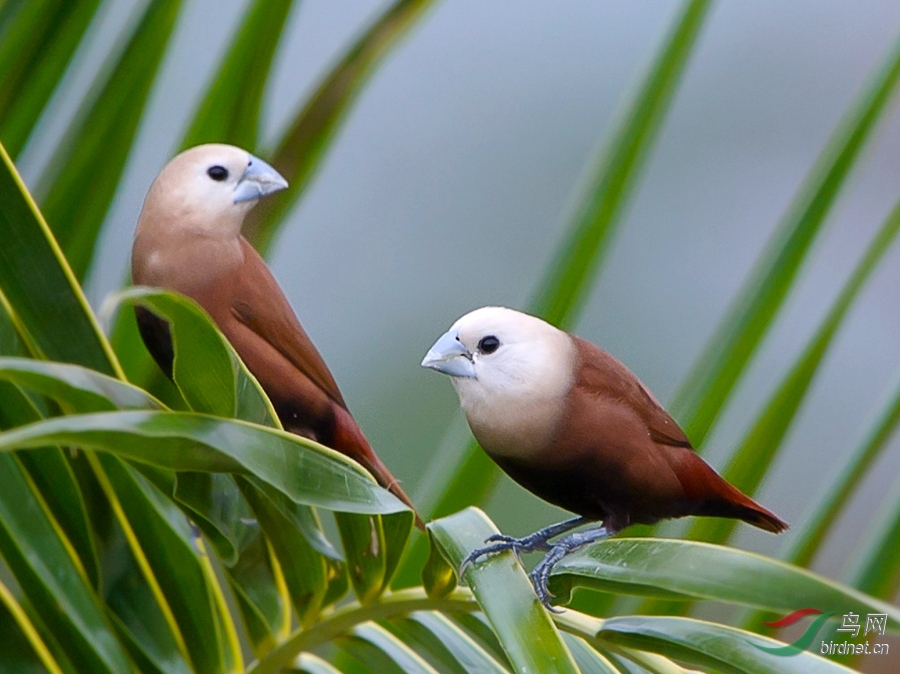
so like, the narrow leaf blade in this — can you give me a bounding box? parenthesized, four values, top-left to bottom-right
(670, 29, 900, 447)
(549, 538, 900, 631)
(244, 0, 437, 251)
(0, 410, 411, 516)
(181, 0, 296, 150)
(0, 453, 134, 673)
(786, 370, 900, 570)
(599, 616, 856, 674)
(685, 192, 900, 546)
(37, 0, 184, 280)
(0, 141, 119, 375)
(0, 0, 102, 158)
(428, 507, 580, 674)
(0, 567, 69, 673)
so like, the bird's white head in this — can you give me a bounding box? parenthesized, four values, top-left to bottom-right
(137, 144, 288, 239)
(422, 307, 577, 450)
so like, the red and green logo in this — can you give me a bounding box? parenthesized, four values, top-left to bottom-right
(749, 608, 834, 656)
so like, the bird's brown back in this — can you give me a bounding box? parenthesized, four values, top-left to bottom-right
(494, 337, 786, 533)
(133, 232, 422, 523)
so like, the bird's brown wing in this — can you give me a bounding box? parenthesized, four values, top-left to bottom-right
(572, 337, 692, 448)
(225, 240, 423, 526)
(230, 238, 347, 409)
(481, 337, 690, 527)
(568, 337, 786, 533)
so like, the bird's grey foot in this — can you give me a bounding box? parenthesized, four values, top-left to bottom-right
(458, 516, 588, 576)
(530, 525, 612, 611)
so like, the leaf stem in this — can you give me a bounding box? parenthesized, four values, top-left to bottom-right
(248, 588, 478, 674)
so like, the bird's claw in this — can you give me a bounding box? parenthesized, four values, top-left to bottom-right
(458, 531, 548, 577)
(530, 553, 564, 612)
(483, 533, 518, 544)
(459, 521, 608, 611)
(458, 535, 565, 611)
(458, 539, 522, 577)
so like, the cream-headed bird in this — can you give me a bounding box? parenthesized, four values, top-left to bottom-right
(423, 306, 786, 607)
(132, 144, 421, 526)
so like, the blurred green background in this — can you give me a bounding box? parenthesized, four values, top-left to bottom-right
(14, 0, 900, 589)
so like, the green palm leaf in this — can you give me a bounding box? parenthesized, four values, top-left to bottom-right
(0, 141, 119, 373)
(596, 616, 855, 674)
(669, 28, 900, 447)
(180, 0, 297, 151)
(550, 538, 899, 628)
(37, 0, 184, 281)
(428, 508, 580, 674)
(0, 0, 102, 158)
(685, 191, 900, 546)
(243, 0, 439, 252)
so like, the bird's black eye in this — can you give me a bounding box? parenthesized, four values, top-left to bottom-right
(478, 335, 500, 354)
(207, 165, 229, 181)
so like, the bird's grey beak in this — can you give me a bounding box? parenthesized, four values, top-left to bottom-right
(421, 329, 476, 378)
(233, 154, 289, 204)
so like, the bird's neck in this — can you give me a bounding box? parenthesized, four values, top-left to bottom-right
(132, 229, 244, 295)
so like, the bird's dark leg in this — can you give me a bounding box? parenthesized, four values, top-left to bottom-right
(530, 525, 612, 611)
(459, 516, 589, 576)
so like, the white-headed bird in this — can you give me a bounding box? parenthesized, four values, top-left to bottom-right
(422, 306, 786, 607)
(132, 144, 421, 526)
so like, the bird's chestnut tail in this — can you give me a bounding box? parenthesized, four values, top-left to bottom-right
(742, 504, 788, 534)
(367, 457, 426, 532)
(697, 478, 788, 534)
(674, 451, 788, 534)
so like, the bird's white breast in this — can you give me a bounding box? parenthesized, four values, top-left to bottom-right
(453, 330, 577, 459)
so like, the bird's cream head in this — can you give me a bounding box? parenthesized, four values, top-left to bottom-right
(136, 144, 288, 239)
(422, 307, 577, 456)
